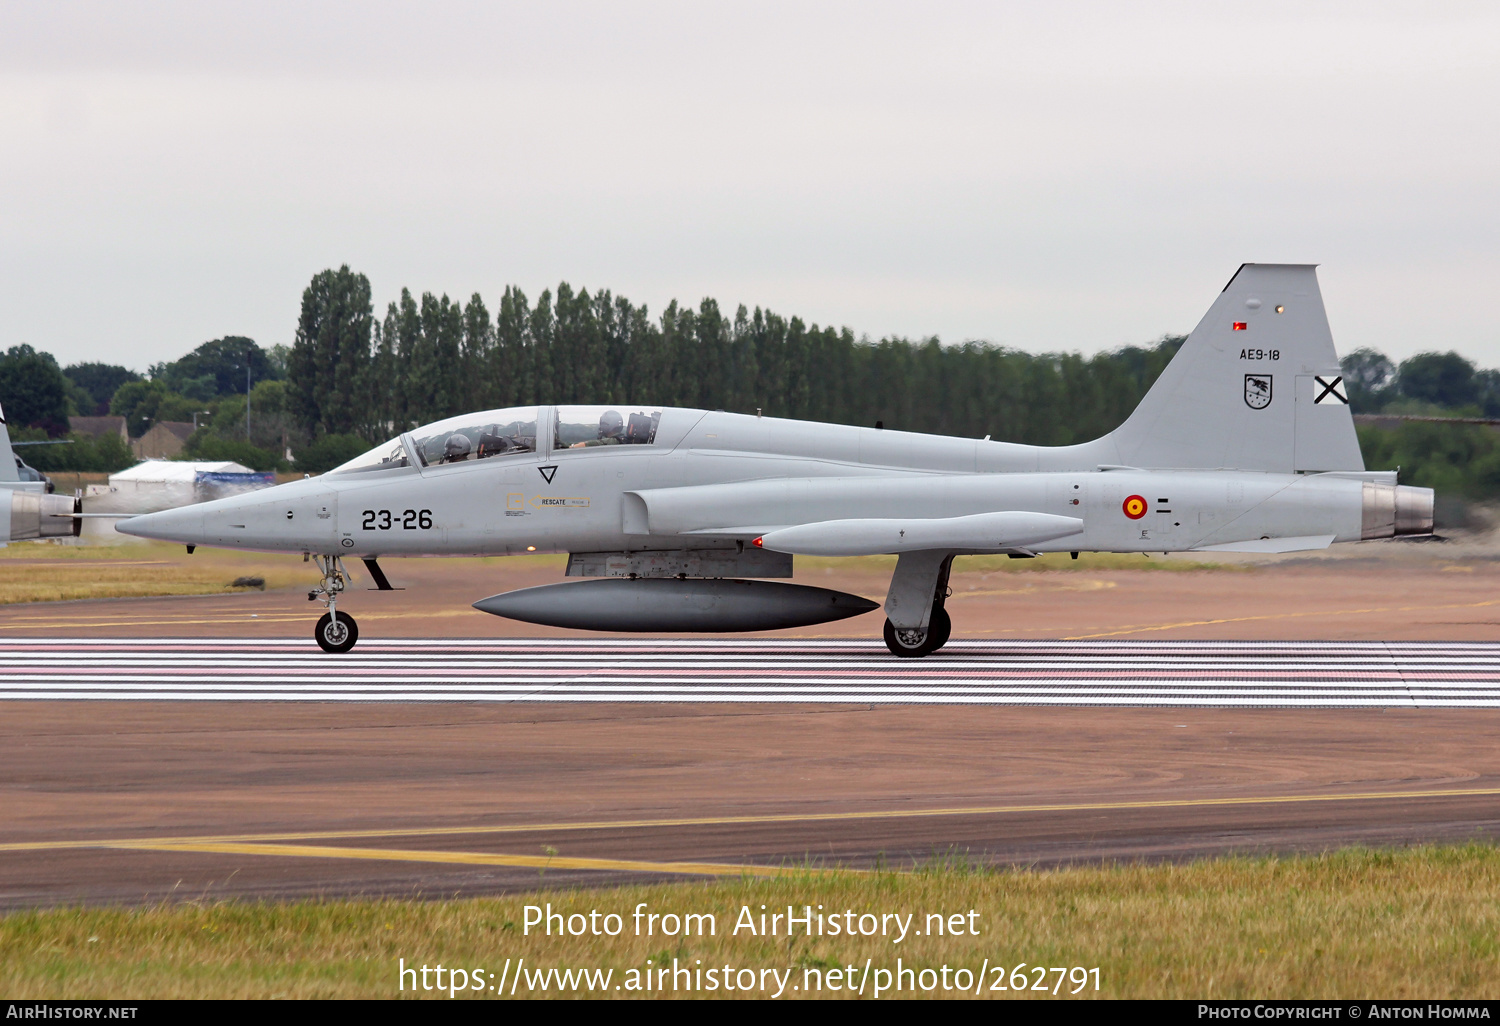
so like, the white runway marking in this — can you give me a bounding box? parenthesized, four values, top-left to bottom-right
(3, 638, 1500, 706)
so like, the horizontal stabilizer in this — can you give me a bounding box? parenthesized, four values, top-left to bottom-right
(52, 512, 138, 518)
(1191, 534, 1335, 554)
(756, 511, 1083, 557)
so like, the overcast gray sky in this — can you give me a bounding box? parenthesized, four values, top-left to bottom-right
(3, 1, 1498, 370)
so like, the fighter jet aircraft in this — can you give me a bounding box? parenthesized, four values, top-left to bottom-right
(120, 264, 1433, 655)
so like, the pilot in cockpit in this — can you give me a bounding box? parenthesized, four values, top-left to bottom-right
(437, 426, 532, 463)
(572, 409, 625, 447)
(441, 432, 473, 463)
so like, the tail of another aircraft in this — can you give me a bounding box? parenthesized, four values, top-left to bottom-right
(0, 402, 19, 483)
(1104, 264, 1363, 473)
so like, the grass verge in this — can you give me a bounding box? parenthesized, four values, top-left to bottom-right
(2, 845, 1496, 999)
(0, 543, 306, 604)
(0, 542, 573, 605)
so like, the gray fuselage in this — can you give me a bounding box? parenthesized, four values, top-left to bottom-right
(123, 406, 1389, 559)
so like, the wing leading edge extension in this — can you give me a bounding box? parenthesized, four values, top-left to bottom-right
(755, 511, 1083, 556)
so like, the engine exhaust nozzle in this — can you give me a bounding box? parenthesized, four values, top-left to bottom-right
(9, 491, 80, 540)
(1362, 481, 1435, 539)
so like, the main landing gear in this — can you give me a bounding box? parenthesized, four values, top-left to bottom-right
(881, 551, 955, 658)
(308, 554, 359, 653)
(884, 605, 951, 658)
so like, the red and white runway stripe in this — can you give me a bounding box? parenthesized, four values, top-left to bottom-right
(2, 638, 1499, 706)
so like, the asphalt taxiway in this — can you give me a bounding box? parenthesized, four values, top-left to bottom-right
(3, 554, 1499, 906)
(3, 688, 1499, 906)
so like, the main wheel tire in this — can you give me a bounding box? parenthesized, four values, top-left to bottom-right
(883, 607, 953, 658)
(884, 615, 934, 658)
(927, 606, 952, 653)
(315, 611, 359, 653)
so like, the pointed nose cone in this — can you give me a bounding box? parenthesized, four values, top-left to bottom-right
(114, 479, 338, 551)
(116, 505, 207, 544)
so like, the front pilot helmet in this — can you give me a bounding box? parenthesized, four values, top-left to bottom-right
(444, 433, 473, 458)
(598, 410, 624, 439)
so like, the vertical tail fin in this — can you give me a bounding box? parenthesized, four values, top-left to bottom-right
(0, 402, 19, 483)
(1108, 264, 1363, 472)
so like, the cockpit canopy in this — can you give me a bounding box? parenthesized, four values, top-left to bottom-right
(553, 405, 661, 449)
(326, 407, 540, 475)
(326, 405, 665, 475)
(325, 436, 411, 475)
(413, 408, 539, 466)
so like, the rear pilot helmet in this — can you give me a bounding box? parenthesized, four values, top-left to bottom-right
(598, 410, 624, 439)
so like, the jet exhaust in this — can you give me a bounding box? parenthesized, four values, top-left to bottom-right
(473, 577, 880, 632)
(1361, 481, 1435, 539)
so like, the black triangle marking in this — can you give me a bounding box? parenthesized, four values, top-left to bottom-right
(538, 466, 557, 483)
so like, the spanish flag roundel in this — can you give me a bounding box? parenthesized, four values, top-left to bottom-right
(1122, 494, 1148, 520)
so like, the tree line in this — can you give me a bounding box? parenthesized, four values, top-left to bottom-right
(1, 339, 297, 474)
(7, 264, 1500, 501)
(288, 265, 1184, 453)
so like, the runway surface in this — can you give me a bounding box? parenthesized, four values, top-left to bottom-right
(4, 692, 1500, 905)
(7, 637, 1500, 706)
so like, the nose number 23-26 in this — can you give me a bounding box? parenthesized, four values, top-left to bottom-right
(361, 509, 434, 530)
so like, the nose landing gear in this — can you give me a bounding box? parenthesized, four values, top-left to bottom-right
(308, 554, 359, 653)
(315, 610, 359, 653)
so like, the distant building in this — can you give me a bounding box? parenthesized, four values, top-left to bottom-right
(132, 421, 195, 460)
(68, 416, 129, 444)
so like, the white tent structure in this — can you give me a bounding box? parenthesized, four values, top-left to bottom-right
(108, 459, 257, 486)
(86, 460, 276, 542)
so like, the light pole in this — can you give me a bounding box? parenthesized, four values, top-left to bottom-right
(192, 411, 211, 431)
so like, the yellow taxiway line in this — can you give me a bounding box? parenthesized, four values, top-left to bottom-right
(3, 785, 1498, 855)
(107, 841, 832, 878)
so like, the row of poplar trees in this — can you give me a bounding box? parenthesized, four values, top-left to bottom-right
(287, 266, 1184, 447)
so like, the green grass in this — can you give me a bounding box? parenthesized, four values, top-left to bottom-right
(3, 845, 1496, 999)
(0, 541, 571, 604)
(0, 543, 308, 603)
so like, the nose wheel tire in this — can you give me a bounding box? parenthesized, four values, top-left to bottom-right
(883, 607, 951, 658)
(315, 611, 359, 653)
